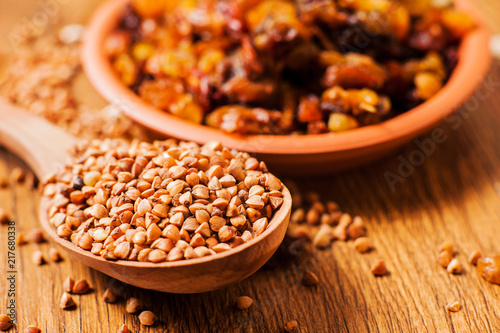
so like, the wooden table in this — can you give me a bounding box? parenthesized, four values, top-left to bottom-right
(1, 1, 500, 332)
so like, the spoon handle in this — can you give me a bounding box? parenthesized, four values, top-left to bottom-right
(0, 98, 79, 179)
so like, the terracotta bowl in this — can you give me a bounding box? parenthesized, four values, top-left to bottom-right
(82, 0, 491, 176)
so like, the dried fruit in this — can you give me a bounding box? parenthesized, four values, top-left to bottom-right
(327, 113, 359, 133)
(235, 296, 254, 310)
(104, 0, 470, 135)
(301, 271, 319, 286)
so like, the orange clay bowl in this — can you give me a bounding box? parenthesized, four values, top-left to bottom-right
(82, 0, 491, 176)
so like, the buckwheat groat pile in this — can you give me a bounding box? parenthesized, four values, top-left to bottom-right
(0, 31, 150, 141)
(42, 139, 284, 262)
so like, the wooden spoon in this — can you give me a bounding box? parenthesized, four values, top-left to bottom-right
(0, 100, 292, 293)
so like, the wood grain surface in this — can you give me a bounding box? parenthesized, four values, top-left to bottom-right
(1, 1, 500, 332)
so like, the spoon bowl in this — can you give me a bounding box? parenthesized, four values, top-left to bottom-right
(0, 99, 292, 293)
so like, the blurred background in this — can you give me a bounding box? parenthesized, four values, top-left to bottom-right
(1, 0, 499, 58)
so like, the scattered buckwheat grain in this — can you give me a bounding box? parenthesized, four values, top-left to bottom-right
(63, 277, 75, 293)
(306, 208, 320, 225)
(16, 233, 27, 245)
(49, 248, 62, 262)
(468, 250, 481, 266)
(0, 176, 8, 188)
(58, 24, 84, 44)
(32, 250, 44, 266)
(126, 297, 142, 313)
(312, 224, 332, 248)
(353, 237, 371, 253)
(72, 279, 90, 294)
(438, 241, 454, 254)
(30, 229, 44, 243)
(284, 320, 299, 332)
(0, 33, 150, 141)
(0, 314, 12, 330)
(235, 296, 254, 310)
(290, 208, 305, 224)
(0, 208, 10, 224)
(11, 168, 25, 183)
(477, 256, 500, 285)
(346, 216, 365, 240)
(333, 213, 352, 241)
(446, 300, 461, 312)
(285, 185, 370, 252)
(437, 250, 453, 268)
(60, 292, 76, 309)
(447, 259, 462, 274)
(138, 311, 156, 326)
(302, 271, 319, 286)
(117, 324, 130, 333)
(371, 260, 388, 276)
(490, 34, 500, 59)
(22, 326, 41, 333)
(103, 288, 118, 303)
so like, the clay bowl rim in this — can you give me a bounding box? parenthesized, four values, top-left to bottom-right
(81, 0, 492, 155)
(39, 187, 292, 269)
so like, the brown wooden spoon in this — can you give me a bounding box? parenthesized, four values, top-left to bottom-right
(0, 100, 291, 293)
